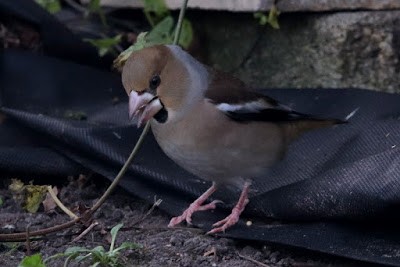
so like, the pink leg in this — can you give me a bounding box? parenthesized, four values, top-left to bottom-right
(168, 183, 220, 227)
(207, 181, 251, 234)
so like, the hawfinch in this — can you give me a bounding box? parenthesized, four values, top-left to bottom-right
(121, 45, 344, 234)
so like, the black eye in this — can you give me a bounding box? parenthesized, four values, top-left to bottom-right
(149, 75, 161, 90)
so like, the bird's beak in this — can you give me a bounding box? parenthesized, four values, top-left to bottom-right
(129, 91, 163, 127)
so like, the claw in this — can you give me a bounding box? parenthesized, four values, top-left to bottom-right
(207, 181, 251, 234)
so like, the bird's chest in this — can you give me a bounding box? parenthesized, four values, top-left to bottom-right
(151, 119, 221, 180)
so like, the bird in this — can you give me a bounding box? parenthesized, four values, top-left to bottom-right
(121, 44, 345, 234)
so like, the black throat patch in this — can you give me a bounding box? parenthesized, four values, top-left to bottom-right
(154, 107, 168, 123)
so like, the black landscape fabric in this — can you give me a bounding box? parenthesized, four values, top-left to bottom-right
(1, 1, 400, 266)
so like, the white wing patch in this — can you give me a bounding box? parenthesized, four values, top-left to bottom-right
(215, 99, 274, 113)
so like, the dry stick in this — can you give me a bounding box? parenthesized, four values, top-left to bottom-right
(72, 221, 99, 243)
(25, 226, 31, 256)
(131, 198, 163, 226)
(0, 0, 190, 242)
(47, 186, 78, 220)
(0, 219, 80, 241)
(87, 122, 151, 217)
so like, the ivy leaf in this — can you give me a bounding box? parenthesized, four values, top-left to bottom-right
(112, 32, 149, 70)
(143, 0, 170, 26)
(146, 16, 175, 45)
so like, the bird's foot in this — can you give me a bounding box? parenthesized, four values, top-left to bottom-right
(168, 200, 222, 227)
(207, 181, 251, 234)
(206, 198, 249, 234)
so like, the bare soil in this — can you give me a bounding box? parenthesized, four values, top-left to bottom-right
(0, 175, 380, 267)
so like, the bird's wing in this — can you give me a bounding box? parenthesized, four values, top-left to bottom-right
(204, 70, 325, 123)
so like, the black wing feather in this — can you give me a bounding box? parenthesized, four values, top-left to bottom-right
(225, 108, 328, 123)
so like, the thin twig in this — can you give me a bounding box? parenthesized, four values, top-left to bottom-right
(47, 186, 78, 220)
(72, 221, 99, 242)
(0, 218, 80, 242)
(173, 0, 189, 45)
(87, 122, 151, 217)
(122, 225, 203, 233)
(25, 225, 31, 256)
(238, 253, 271, 267)
(132, 198, 163, 226)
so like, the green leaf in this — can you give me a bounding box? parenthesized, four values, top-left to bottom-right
(143, 0, 170, 26)
(24, 184, 47, 213)
(84, 35, 122, 57)
(92, 246, 106, 253)
(75, 253, 92, 262)
(110, 223, 123, 252)
(146, 16, 175, 45)
(19, 253, 46, 267)
(267, 5, 280, 29)
(177, 19, 193, 49)
(254, 6, 280, 29)
(64, 246, 87, 255)
(0, 196, 3, 206)
(254, 12, 268, 26)
(112, 242, 141, 253)
(112, 32, 149, 70)
(35, 0, 61, 14)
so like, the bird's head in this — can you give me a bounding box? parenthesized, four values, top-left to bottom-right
(122, 45, 205, 127)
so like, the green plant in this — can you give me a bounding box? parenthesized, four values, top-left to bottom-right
(18, 223, 140, 267)
(19, 253, 45, 267)
(143, 0, 170, 27)
(89, 0, 193, 58)
(59, 223, 139, 267)
(254, 5, 280, 29)
(143, 0, 192, 47)
(84, 35, 122, 57)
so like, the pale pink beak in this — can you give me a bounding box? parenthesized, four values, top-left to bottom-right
(129, 91, 163, 127)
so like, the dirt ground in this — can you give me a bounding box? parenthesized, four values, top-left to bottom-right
(0, 175, 381, 267)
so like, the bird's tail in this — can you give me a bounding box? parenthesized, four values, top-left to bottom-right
(283, 116, 346, 144)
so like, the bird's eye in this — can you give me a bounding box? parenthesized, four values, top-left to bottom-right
(149, 75, 161, 90)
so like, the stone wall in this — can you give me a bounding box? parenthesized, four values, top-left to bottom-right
(198, 11, 400, 93)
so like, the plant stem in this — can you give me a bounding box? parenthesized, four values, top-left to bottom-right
(173, 0, 189, 45)
(47, 186, 78, 219)
(89, 122, 151, 215)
